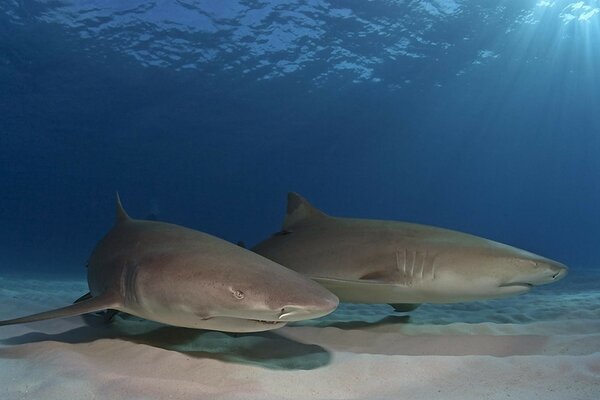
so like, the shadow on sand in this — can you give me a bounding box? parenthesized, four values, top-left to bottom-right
(0, 314, 332, 371)
(295, 314, 412, 330)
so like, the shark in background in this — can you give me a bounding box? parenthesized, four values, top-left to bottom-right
(253, 193, 568, 311)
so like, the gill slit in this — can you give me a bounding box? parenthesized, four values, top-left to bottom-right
(419, 251, 426, 280)
(430, 253, 437, 281)
(120, 261, 140, 308)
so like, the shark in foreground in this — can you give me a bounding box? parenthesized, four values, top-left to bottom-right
(0, 196, 338, 332)
(253, 193, 568, 310)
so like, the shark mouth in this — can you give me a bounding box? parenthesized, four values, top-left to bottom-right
(252, 319, 284, 325)
(202, 316, 286, 327)
(246, 319, 288, 328)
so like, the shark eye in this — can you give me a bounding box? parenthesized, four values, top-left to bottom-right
(231, 289, 245, 300)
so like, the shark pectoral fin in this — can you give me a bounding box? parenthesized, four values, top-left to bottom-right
(388, 303, 421, 312)
(311, 276, 399, 304)
(359, 270, 394, 281)
(0, 292, 121, 327)
(73, 292, 92, 303)
(311, 276, 388, 286)
(73, 292, 119, 322)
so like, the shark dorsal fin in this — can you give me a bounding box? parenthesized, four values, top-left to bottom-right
(115, 192, 131, 224)
(283, 192, 327, 230)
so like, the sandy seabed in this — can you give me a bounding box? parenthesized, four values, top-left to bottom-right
(0, 269, 599, 400)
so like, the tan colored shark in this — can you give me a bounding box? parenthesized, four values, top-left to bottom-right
(0, 195, 338, 332)
(253, 193, 568, 309)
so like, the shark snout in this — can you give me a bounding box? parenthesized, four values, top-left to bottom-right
(277, 295, 339, 321)
(545, 260, 568, 283)
(501, 258, 568, 287)
(273, 275, 339, 321)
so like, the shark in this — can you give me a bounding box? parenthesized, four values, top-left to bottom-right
(252, 193, 568, 310)
(0, 195, 339, 332)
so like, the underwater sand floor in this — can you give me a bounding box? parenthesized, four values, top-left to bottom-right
(0, 270, 599, 400)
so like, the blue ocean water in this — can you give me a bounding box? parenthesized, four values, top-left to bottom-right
(1, 0, 599, 276)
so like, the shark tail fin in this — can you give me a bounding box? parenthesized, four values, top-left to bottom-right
(115, 192, 131, 224)
(283, 192, 327, 230)
(0, 292, 120, 327)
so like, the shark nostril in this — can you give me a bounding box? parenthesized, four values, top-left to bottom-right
(550, 265, 568, 281)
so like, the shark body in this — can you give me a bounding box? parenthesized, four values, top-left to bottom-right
(0, 196, 338, 332)
(253, 193, 568, 307)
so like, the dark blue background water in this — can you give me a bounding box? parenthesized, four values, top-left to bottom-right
(1, 1, 598, 275)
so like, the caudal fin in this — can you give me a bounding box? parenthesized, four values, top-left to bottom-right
(0, 293, 120, 327)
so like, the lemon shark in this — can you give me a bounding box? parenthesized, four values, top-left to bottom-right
(252, 193, 568, 310)
(0, 196, 339, 332)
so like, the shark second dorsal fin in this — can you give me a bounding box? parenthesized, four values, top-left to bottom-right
(115, 192, 131, 224)
(283, 192, 327, 230)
